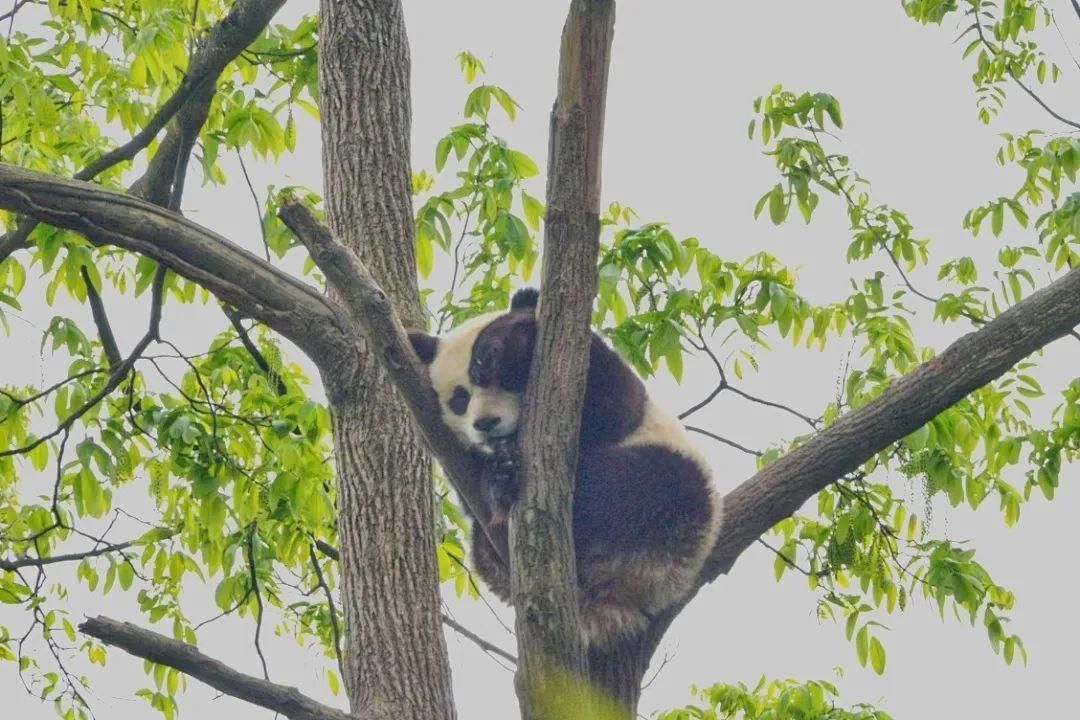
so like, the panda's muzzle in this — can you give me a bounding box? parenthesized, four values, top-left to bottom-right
(473, 416, 501, 433)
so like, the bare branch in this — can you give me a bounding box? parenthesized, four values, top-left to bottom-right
(0, 163, 350, 363)
(684, 425, 762, 457)
(78, 616, 354, 720)
(441, 613, 517, 666)
(80, 266, 122, 367)
(308, 544, 344, 673)
(276, 198, 499, 551)
(700, 262, 1080, 585)
(0, 530, 172, 571)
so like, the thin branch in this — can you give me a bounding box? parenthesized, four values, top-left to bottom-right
(80, 267, 122, 367)
(684, 425, 762, 457)
(0, 336, 150, 458)
(755, 537, 820, 578)
(972, 11, 1080, 131)
(680, 327, 818, 427)
(0, 367, 106, 408)
(724, 384, 818, 427)
(222, 306, 289, 395)
(246, 524, 271, 681)
(236, 150, 272, 262)
(440, 612, 517, 666)
(0, 266, 164, 460)
(0, 531, 171, 571)
(0, 0, 29, 24)
(78, 617, 353, 720)
(307, 544, 343, 675)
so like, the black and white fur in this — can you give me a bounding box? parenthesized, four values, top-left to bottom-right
(409, 288, 721, 646)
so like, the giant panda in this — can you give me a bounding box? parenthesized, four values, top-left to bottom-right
(408, 288, 722, 646)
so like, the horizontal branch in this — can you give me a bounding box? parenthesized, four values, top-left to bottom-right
(276, 199, 498, 552)
(0, 163, 350, 363)
(0, 0, 288, 258)
(0, 531, 169, 571)
(701, 262, 1080, 584)
(79, 616, 353, 720)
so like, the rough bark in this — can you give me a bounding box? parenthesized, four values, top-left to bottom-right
(0, 163, 349, 365)
(278, 200, 497, 543)
(79, 617, 353, 720)
(697, 261, 1080, 584)
(511, 2, 615, 717)
(317, 2, 455, 719)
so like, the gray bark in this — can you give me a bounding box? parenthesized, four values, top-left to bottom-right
(510, 2, 616, 718)
(79, 617, 353, 720)
(317, 2, 456, 718)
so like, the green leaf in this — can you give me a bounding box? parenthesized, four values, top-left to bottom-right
(508, 150, 539, 178)
(868, 637, 886, 674)
(768, 185, 787, 225)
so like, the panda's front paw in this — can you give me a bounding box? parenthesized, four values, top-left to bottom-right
(486, 437, 519, 512)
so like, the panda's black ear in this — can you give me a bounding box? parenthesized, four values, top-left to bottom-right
(407, 331, 439, 364)
(510, 287, 539, 311)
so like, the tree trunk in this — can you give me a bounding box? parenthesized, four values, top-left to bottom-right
(318, 2, 455, 718)
(586, 640, 655, 716)
(510, 2, 616, 718)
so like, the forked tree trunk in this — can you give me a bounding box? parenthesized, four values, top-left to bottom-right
(318, 2, 455, 718)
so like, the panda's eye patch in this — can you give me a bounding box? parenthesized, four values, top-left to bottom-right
(448, 386, 470, 416)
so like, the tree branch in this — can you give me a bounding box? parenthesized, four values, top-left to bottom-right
(510, 2, 615, 707)
(0, 163, 351, 365)
(80, 266, 122, 367)
(0, 531, 172, 571)
(275, 199, 498, 551)
(0, 0, 288, 258)
(78, 616, 353, 720)
(441, 613, 517, 666)
(699, 262, 1080, 585)
(222, 305, 290, 396)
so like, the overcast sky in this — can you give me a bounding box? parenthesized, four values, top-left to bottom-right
(4, 1, 1080, 718)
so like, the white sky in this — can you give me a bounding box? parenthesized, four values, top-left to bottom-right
(4, 1, 1080, 718)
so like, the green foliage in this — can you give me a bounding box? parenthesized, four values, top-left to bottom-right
(657, 676, 892, 720)
(1, 2, 1079, 718)
(903, 0, 1060, 123)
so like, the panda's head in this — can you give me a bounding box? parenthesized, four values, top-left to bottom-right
(409, 288, 539, 451)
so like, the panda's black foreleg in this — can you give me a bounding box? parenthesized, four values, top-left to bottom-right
(484, 435, 520, 516)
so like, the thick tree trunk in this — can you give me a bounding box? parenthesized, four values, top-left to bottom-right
(318, 2, 455, 719)
(586, 638, 654, 714)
